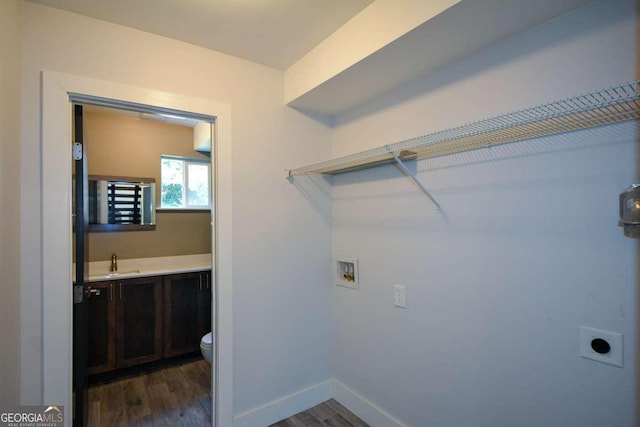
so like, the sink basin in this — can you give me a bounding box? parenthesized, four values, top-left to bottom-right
(89, 270, 141, 281)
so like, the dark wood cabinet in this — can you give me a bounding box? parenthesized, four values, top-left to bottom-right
(164, 271, 212, 357)
(116, 276, 163, 367)
(88, 270, 210, 374)
(87, 281, 116, 374)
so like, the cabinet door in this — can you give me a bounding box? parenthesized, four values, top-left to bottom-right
(87, 281, 116, 374)
(164, 272, 203, 357)
(116, 276, 163, 367)
(201, 270, 212, 336)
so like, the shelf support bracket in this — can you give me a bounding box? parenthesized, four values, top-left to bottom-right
(385, 145, 442, 213)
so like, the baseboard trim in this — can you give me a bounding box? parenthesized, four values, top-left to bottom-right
(332, 379, 408, 427)
(232, 380, 333, 427)
(231, 378, 407, 427)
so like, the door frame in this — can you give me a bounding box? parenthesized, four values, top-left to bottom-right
(41, 70, 233, 427)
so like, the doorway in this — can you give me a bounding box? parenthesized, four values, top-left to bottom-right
(73, 102, 215, 425)
(41, 71, 233, 427)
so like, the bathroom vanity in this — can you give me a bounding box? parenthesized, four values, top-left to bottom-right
(86, 255, 212, 375)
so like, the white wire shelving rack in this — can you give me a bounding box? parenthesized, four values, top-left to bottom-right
(286, 81, 640, 210)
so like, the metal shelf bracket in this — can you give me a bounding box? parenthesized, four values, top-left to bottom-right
(385, 145, 442, 213)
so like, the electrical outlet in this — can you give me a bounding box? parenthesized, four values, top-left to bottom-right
(580, 326, 623, 367)
(393, 284, 406, 308)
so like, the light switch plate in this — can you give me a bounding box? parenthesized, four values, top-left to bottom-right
(393, 284, 406, 308)
(580, 326, 623, 367)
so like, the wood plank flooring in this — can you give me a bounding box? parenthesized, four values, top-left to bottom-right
(270, 399, 369, 427)
(88, 358, 367, 427)
(88, 358, 211, 426)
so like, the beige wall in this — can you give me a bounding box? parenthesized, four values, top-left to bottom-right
(88, 211, 212, 261)
(84, 111, 211, 261)
(1, 0, 21, 405)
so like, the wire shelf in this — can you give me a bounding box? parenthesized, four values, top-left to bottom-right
(287, 81, 640, 177)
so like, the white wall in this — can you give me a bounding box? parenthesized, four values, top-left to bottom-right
(17, 0, 639, 424)
(20, 2, 332, 419)
(331, 0, 638, 426)
(0, 0, 22, 406)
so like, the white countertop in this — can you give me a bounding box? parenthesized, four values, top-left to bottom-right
(83, 254, 212, 282)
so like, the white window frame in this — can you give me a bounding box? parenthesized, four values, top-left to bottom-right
(160, 155, 211, 209)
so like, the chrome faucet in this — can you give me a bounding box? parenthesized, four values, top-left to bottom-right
(110, 253, 118, 272)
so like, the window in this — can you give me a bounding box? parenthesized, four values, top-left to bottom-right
(161, 155, 211, 209)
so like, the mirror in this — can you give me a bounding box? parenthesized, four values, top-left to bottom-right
(88, 175, 156, 232)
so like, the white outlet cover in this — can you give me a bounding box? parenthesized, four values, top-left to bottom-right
(579, 326, 623, 367)
(393, 284, 406, 308)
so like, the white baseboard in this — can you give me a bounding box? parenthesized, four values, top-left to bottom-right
(233, 380, 333, 427)
(332, 379, 408, 427)
(231, 378, 406, 427)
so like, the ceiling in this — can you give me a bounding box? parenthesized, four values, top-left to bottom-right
(26, 0, 597, 116)
(25, 0, 374, 70)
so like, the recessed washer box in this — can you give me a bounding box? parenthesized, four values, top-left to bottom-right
(580, 326, 623, 367)
(334, 256, 358, 289)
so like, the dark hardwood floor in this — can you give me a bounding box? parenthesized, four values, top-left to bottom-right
(270, 399, 369, 427)
(88, 358, 367, 427)
(88, 358, 211, 426)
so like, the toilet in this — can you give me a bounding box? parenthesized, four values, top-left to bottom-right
(200, 332, 213, 364)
